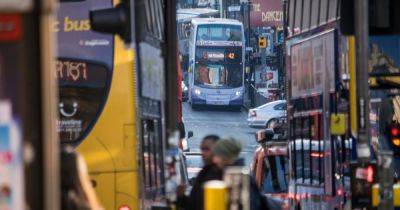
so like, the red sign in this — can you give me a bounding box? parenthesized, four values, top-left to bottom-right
(0, 14, 22, 42)
(250, 0, 283, 27)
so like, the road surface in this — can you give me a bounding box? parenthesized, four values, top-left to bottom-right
(182, 102, 260, 166)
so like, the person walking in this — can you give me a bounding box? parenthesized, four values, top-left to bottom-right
(176, 135, 222, 210)
(212, 138, 270, 210)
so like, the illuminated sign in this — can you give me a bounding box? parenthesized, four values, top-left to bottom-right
(56, 60, 88, 82)
(204, 52, 225, 60)
(196, 40, 243, 47)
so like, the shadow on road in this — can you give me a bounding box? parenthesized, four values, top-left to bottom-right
(191, 105, 244, 112)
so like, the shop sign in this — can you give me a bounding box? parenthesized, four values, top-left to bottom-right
(250, 0, 283, 27)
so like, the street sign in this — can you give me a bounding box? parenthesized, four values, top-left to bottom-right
(228, 5, 241, 12)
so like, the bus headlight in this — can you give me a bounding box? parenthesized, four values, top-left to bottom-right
(194, 89, 201, 95)
(235, 91, 241, 96)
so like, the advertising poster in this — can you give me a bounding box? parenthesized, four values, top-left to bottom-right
(139, 42, 165, 100)
(290, 31, 335, 98)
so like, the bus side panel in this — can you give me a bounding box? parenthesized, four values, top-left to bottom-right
(90, 173, 116, 209)
(78, 36, 138, 209)
(116, 172, 139, 209)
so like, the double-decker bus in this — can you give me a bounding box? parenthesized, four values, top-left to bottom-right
(177, 8, 219, 81)
(56, 0, 141, 209)
(188, 18, 245, 109)
(284, 0, 351, 209)
(285, 0, 400, 209)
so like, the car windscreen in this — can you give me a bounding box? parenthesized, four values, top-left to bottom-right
(262, 155, 288, 193)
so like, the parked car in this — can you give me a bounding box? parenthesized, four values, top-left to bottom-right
(247, 100, 286, 128)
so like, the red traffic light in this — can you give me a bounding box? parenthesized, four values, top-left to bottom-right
(391, 127, 399, 136)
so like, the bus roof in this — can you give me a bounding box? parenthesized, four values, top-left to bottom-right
(191, 18, 243, 26)
(177, 13, 198, 22)
(177, 8, 219, 16)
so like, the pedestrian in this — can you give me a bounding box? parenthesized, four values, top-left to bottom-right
(176, 135, 222, 210)
(212, 138, 270, 210)
(61, 146, 103, 210)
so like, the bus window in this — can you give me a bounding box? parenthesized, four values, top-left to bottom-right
(141, 119, 164, 198)
(294, 117, 302, 181)
(57, 59, 109, 143)
(196, 25, 242, 41)
(302, 117, 311, 183)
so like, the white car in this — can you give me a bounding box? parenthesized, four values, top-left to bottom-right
(247, 100, 286, 128)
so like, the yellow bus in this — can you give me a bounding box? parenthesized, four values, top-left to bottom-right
(56, 0, 138, 209)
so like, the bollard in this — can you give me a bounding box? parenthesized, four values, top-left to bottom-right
(204, 180, 228, 210)
(224, 166, 251, 210)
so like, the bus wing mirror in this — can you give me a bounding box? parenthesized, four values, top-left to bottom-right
(188, 131, 194, 139)
(89, 2, 132, 43)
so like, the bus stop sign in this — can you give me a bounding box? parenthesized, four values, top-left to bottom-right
(350, 162, 377, 208)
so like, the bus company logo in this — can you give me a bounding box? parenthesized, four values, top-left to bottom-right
(56, 60, 88, 82)
(196, 40, 243, 47)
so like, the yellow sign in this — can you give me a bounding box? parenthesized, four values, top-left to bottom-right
(259, 37, 267, 48)
(331, 113, 346, 135)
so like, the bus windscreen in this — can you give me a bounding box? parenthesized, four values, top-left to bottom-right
(196, 24, 242, 42)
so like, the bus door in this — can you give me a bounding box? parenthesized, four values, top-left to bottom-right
(0, 0, 59, 209)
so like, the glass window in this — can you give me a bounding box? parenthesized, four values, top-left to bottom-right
(57, 59, 109, 143)
(328, 0, 338, 21)
(294, 0, 303, 32)
(196, 24, 242, 41)
(274, 103, 286, 110)
(262, 156, 288, 193)
(194, 64, 242, 88)
(319, 0, 328, 24)
(141, 119, 164, 196)
(289, 0, 296, 34)
(310, 0, 320, 28)
(302, 0, 311, 31)
(294, 117, 303, 180)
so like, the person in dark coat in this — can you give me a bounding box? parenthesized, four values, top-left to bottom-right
(176, 135, 222, 210)
(212, 138, 270, 210)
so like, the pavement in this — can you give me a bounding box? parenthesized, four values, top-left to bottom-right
(182, 102, 260, 166)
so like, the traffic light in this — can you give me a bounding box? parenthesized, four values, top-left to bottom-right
(90, 0, 132, 43)
(258, 37, 267, 48)
(388, 122, 400, 156)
